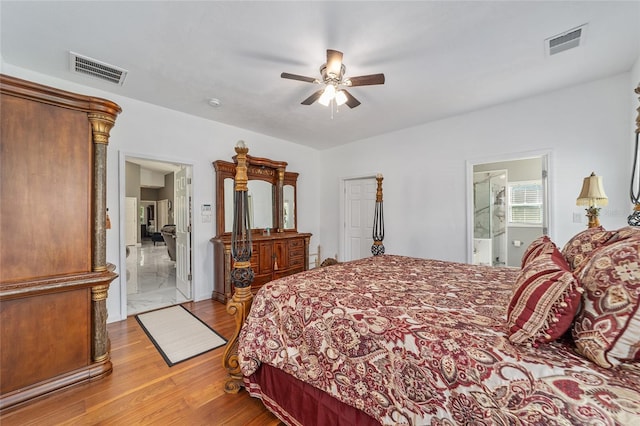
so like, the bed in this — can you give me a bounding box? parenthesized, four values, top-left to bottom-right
(236, 228, 640, 425)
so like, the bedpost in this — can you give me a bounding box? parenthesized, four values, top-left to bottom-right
(222, 140, 255, 393)
(628, 85, 640, 226)
(371, 173, 385, 255)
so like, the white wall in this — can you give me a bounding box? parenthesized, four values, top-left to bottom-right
(4, 60, 639, 322)
(1, 63, 322, 323)
(320, 72, 635, 262)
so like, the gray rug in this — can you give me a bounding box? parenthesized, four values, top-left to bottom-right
(136, 305, 227, 366)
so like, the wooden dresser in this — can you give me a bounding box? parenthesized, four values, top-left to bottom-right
(211, 233, 311, 302)
(210, 154, 311, 303)
(0, 75, 121, 410)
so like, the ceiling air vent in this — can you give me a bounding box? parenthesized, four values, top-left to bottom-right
(69, 51, 128, 85)
(545, 24, 587, 56)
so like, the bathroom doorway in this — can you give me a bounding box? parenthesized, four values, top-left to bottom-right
(467, 152, 551, 267)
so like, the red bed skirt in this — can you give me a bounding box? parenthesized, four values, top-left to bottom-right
(245, 364, 380, 426)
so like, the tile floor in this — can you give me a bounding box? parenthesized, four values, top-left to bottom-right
(126, 239, 189, 316)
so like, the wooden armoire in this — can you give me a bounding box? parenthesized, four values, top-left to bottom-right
(0, 75, 121, 410)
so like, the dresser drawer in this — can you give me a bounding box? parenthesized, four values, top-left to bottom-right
(289, 256, 303, 267)
(289, 239, 304, 249)
(289, 247, 304, 259)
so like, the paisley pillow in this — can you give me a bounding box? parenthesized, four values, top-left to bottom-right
(605, 225, 640, 245)
(572, 237, 640, 368)
(508, 246, 583, 346)
(561, 227, 616, 270)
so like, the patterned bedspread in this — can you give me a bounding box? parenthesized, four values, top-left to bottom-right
(238, 255, 640, 425)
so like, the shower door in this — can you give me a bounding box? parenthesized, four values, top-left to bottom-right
(473, 171, 507, 266)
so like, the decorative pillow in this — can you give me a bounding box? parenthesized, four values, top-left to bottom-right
(508, 246, 583, 346)
(521, 235, 556, 268)
(605, 226, 640, 245)
(572, 237, 640, 368)
(561, 227, 616, 270)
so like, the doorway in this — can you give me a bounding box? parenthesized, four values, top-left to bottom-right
(341, 176, 377, 261)
(120, 154, 193, 316)
(467, 152, 551, 267)
(473, 170, 507, 266)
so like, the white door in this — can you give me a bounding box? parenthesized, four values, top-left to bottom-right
(175, 167, 192, 299)
(344, 178, 377, 261)
(125, 197, 138, 246)
(157, 199, 169, 230)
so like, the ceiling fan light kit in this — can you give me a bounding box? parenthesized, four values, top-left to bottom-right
(281, 49, 385, 110)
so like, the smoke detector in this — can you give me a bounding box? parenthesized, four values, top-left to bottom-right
(545, 24, 588, 56)
(69, 51, 128, 85)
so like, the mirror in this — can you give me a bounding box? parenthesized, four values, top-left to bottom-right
(223, 179, 274, 232)
(248, 180, 274, 229)
(283, 184, 295, 230)
(223, 178, 233, 233)
(467, 153, 550, 267)
(213, 154, 298, 236)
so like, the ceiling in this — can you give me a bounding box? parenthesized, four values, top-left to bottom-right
(127, 157, 182, 176)
(1, 1, 639, 151)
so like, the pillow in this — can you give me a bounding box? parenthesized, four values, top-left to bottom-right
(605, 225, 640, 245)
(508, 246, 583, 346)
(561, 227, 616, 270)
(521, 235, 556, 268)
(572, 237, 640, 368)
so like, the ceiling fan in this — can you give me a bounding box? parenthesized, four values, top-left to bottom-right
(281, 49, 385, 109)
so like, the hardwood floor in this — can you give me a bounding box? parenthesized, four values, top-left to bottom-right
(0, 300, 283, 425)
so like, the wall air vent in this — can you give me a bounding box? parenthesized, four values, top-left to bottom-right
(545, 24, 587, 56)
(69, 51, 128, 85)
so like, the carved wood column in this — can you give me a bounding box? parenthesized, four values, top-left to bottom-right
(91, 283, 110, 362)
(223, 141, 255, 393)
(371, 174, 385, 255)
(88, 112, 118, 365)
(89, 112, 117, 272)
(277, 167, 285, 232)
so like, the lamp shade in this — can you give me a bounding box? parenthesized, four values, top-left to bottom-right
(335, 90, 347, 106)
(576, 172, 608, 207)
(318, 84, 335, 106)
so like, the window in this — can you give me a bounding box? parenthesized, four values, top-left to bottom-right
(508, 180, 543, 225)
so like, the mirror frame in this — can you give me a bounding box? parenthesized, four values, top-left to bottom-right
(213, 154, 299, 237)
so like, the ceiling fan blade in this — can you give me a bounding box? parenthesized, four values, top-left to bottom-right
(346, 73, 385, 87)
(301, 89, 325, 105)
(326, 49, 343, 77)
(342, 90, 361, 108)
(281, 72, 317, 83)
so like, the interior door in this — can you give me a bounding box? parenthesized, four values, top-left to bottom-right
(157, 199, 169, 230)
(125, 197, 138, 246)
(344, 177, 377, 261)
(175, 166, 192, 299)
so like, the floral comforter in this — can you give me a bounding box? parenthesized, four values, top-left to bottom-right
(238, 255, 640, 425)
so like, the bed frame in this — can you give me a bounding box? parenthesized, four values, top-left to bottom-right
(221, 145, 387, 393)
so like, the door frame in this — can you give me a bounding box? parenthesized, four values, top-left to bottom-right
(118, 151, 195, 319)
(124, 197, 138, 246)
(339, 173, 378, 262)
(465, 149, 553, 265)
